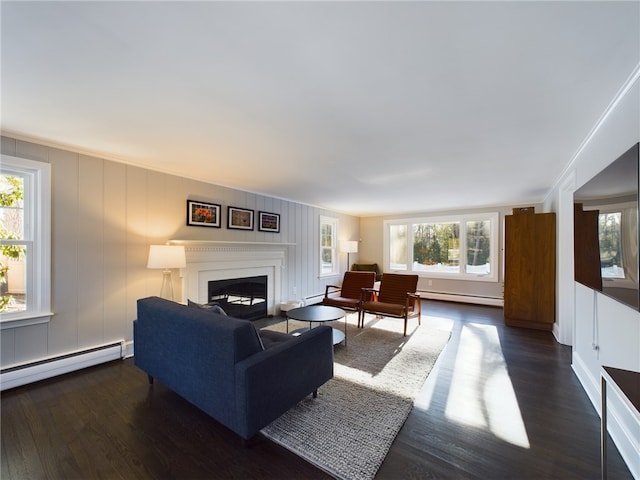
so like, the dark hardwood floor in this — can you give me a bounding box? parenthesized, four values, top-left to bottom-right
(377, 301, 632, 480)
(1, 301, 633, 479)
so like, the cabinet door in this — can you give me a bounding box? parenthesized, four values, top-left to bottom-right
(533, 213, 556, 325)
(504, 213, 536, 321)
(504, 211, 556, 328)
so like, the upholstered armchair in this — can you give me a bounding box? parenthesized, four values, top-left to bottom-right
(323, 271, 376, 314)
(351, 263, 383, 281)
(358, 273, 421, 336)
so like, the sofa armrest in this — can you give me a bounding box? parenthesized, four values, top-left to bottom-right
(234, 326, 334, 439)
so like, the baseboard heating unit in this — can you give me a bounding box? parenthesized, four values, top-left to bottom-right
(303, 293, 324, 306)
(419, 291, 503, 307)
(0, 341, 125, 392)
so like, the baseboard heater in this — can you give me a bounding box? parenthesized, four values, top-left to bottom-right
(303, 292, 326, 306)
(419, 290, 503, 307)
(0, 341, 125, 392)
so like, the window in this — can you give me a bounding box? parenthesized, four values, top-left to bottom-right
(384, 212, 499, 282)
(0, 155, 51, 325)
(389, 224, 408, 270)
(412, 222, 460, 274)
(320, 215, 339, 277)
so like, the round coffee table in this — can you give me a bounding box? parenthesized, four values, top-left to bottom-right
(286, 305, 347, 346)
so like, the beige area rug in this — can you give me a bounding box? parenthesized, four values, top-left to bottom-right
(260, 313, 451, 480)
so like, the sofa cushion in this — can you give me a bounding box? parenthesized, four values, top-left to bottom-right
(361, 300, 413, 317)
(323, 296, 360, 310)
(258, 329, 294, 349)
(252, 325, 266, 350)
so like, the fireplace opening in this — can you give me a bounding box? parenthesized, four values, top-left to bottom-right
(208, 275, 267, 321)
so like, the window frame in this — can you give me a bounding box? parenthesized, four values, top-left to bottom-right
(0, 154, 52, 327)
(319, 215, 340, 278)
(384, 212, 500, 282)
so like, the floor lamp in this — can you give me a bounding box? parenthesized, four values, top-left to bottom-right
(147, 245, 186, 301)
(340, 240, 358, 272)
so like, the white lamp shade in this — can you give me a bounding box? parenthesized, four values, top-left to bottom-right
(340, 240, 358, 254)
(147, 245, 186, 269)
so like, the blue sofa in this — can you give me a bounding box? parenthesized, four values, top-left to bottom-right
(133, 296, 334, 440)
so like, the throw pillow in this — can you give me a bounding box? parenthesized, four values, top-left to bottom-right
(188, 299, 264, 351)
(187, 299, 228, 316)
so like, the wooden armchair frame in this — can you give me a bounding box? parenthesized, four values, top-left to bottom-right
(358, 273, 421, 336)
(322, 271, 376, 314)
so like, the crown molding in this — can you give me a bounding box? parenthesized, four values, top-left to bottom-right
(549, 61, 640, 201)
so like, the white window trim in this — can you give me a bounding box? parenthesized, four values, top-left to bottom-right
(319, 215, 340, 278)
(384, 212, 500, 282)
(0, 155, 52, 328)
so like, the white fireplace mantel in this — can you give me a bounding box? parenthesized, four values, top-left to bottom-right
(170, 240, 295, 247)
(172, 241, 291, 316)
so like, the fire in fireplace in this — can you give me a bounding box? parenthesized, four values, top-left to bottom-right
(208, 275, 267, 321)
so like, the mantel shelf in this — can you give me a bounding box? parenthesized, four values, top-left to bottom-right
(170, 240, 296, 246)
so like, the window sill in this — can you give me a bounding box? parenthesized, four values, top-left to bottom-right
(319, 273, 341, 279)
(0, 312, 53, 329)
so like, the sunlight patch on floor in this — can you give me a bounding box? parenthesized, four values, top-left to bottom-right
(445, 323, 530, 449)
(413, 315, 454, 410)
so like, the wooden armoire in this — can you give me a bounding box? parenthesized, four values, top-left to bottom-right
(504, 207, 556, 330)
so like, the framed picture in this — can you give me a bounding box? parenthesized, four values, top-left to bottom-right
(227, 206, 254, 230)
(187, 200, 221, 228)
(258, 211, 280, 233)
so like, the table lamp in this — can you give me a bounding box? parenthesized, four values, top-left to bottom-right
(147, 245, 186, 301)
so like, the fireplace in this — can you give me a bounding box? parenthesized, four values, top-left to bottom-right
(178, 241, 288, 318)
(208, 275, 267, 320)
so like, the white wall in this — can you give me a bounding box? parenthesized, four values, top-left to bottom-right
(548, 72, 640, 478)
(0, 135, 359, 368)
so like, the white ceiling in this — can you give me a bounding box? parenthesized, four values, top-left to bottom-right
(2, 1, 639, 216)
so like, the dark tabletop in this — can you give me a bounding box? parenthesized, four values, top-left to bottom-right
(286, 305, 345, 322)
(603, 366, 640, 413)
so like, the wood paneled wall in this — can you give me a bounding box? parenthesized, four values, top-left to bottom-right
(0, 136, 358, 367)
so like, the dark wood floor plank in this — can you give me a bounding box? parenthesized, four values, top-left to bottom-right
(1, 393, 46, 479)
(1, 301, 633, 479)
